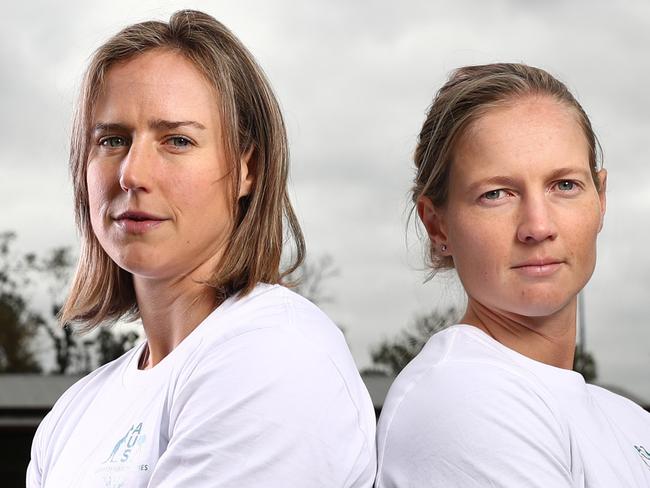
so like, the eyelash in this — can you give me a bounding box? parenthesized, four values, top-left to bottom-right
(479, 180, 582, 203)
(98, 135, 129, 148)
(480, 189, 511, 202)
(163, 136, 194, 148)
(554, 180, 579, 192)
(96, 135, 195, 150)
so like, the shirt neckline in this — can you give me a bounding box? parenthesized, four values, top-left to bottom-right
(120, 283, 278, 386)
(451, 323, 587, 386)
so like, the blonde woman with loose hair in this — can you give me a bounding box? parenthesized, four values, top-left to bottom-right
(375, 63, 650, 487)
(27, 10, 376, 487)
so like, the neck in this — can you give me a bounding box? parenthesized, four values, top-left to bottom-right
(134, 274, 220, 369)
(462, 297, 578, 369)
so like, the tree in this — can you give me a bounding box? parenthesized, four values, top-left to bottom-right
(0, 232, 42, 373)
(367, 308, 458, 376)
(0, 292, 42, 373)
(289, 254, 338, 305)
(96, 328, 140, 365)
(0, 230, 144, 374)
(23, 245, 87, 374)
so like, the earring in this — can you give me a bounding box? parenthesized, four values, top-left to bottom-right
(440, 244, 448, 253)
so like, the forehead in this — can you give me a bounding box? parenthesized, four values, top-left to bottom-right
(93, 49, 219, 122)
(452, 96, 590, 182)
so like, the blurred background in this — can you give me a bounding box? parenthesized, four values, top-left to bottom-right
(1, 0, 649, 482)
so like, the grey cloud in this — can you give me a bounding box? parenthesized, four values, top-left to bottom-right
(2, 0, 649, 401)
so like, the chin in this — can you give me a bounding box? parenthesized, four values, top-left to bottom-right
(508, 293, 578, 318)
(109, 249, 164, 279)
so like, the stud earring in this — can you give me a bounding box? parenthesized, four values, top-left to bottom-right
(441, 244, 448, 253)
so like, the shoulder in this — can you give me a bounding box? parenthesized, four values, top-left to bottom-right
(376, 325, 571, 487)
(380, 325, 565, 432)
(28, 346, 140, 478)
(176, 283, 374, 433)
(379, 325, 548, 420)
(42, 345, 139, 419)
(221, 283, 339, 335)
(164, 286, 376, 486)
(588, 384, 650, 424)
(200, 284, 358, 382)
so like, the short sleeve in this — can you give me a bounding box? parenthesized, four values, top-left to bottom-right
(376, 361, 573, 488)
(147, 327, 374, 488)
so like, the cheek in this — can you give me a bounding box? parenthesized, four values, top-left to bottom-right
(449, 214, 507, 267)
(447, 212, 514, 296)
(566, 206, 601, 262)
(171, 171, 233, 223)
(179, 180, 226, 210)
(86, 165, 110, 224)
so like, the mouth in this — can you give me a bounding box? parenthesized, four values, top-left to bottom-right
(115, 211, 165, 221)
(511, 258, 565, 277)
(112, 211, 168, 234)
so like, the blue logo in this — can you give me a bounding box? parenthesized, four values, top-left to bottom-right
(103, 423, 146, 464)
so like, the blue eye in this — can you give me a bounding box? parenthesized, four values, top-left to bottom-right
(100, 136, 128, 147)
(557, 180, 575, 191)
(483, 189, 504, 200)
(167, 136, 192, 147)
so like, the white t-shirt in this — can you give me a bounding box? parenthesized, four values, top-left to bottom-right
(376, 324, 650, 488)
(27, 284, 376, 487)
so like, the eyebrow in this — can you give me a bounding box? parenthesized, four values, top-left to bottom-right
(92, 119, 206, 134)
(92, 122, 132, 134)
(467, 176, 518, 193)
(148, 119, 207, 131)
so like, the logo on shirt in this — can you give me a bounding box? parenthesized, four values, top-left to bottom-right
(103, 422, 147, 464)
(93, 422, 150, 487)
(635, 445, 650, 469)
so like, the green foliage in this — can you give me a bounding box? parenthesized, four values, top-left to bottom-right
(0, 232, 41, 373)
(96, 328, 139, 365)
(369, 308, 458, 376)
(24, 245, 83, 374)
(0, 230, 142, 375)
(0, 293, 42, 373)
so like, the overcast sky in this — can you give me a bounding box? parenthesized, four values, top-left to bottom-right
(2, 0, 649, 401)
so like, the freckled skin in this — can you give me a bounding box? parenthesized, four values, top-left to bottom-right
(85, 49, 255, 367)
(420, 95, 606, 344)
(444, 97, 605, 319)
(87, 49, 251, 284)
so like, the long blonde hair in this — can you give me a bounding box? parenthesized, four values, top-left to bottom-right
(60, 10, 305, 329)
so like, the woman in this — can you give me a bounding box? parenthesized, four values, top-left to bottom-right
(376, 63, 650, 487)
(27, 10, 376, 487)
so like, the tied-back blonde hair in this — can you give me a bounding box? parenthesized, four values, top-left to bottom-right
(413, 62, 603, 273)
(60, 9, 305, 330)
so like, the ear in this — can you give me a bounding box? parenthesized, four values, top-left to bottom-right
(416, 195, 450, 254)
(596, 169, 607, 232)
(238, 146, 255, 198)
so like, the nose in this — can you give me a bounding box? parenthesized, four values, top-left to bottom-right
(516, 194, 558, 244)
(119, 139, 154, 193)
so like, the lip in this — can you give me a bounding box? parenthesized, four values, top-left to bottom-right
(112, 210, 168, 235)
(511, 259, 564, 277)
